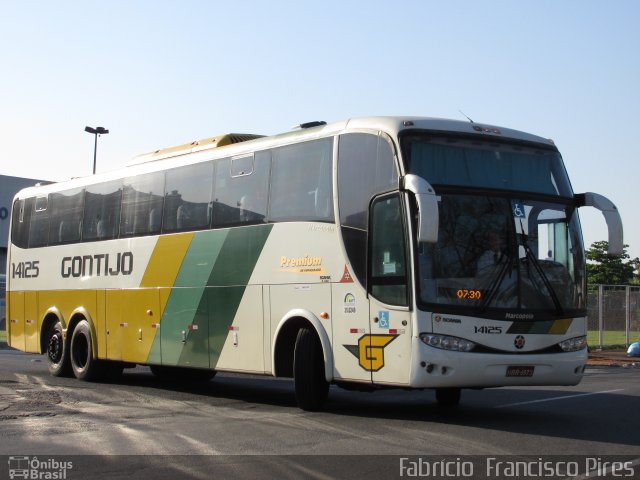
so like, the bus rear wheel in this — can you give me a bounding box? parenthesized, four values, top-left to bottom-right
(70, 320, 101, 381)
(293, 326, 329, 411)
(46, 320, 71, 377)
(435, 387, 461, 407)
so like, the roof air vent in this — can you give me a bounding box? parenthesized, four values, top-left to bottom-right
(293, 121, 327, 130)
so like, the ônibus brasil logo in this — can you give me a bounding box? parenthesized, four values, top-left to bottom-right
(8, 456, 73, 479)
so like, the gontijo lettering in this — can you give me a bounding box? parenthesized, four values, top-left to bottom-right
(61, 252, 133, 278)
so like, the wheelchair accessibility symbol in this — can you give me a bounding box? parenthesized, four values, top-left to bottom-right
(512, 202, 525, 218)
(378, 311, 390, 329)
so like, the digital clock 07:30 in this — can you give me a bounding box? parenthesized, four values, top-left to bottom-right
(456, 289, 482, 300)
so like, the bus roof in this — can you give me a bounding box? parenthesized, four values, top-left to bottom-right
(130, 133, 265, 165)
(344, 116, 555, 146)
(12, 116, 556, 199)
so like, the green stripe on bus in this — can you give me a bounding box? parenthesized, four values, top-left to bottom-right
(200, 225, 272, 368)
(206, 225, 273, 287)
(506, 319, 571, 335)
(507, 321, 552, 334)
(175, 230, 228, 287)
(149, 224, 273, 367)
(146, 230, 228, 365)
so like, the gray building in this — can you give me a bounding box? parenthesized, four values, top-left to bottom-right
(1, 174, 48, 274)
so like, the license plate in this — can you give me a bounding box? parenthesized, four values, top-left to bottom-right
(506, 365, 535, 377)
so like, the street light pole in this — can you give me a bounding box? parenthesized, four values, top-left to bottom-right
(85, 126, 109, 174)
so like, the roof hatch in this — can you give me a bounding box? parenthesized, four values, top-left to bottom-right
(130, 133, 264, 165)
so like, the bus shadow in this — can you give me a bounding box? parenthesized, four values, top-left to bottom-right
(112, 368, 640, 448)
(116, 368, 300, 408)
(325, 386, 640, 448)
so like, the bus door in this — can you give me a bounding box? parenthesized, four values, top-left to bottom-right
(367, 193, 412, 385)
(122, 289, 159, 364)
(106, 289, 159, 363)
(105, 290, 123, 360)
(7, 291, 25, 351)
(24, 291, 39, 353)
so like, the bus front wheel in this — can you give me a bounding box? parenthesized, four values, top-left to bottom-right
(293, 326, 329, 411)
(46, 320, 71, 377)
(69, 320, 101, 381)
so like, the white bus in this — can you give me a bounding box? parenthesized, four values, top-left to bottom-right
(5, 117, 623, 410)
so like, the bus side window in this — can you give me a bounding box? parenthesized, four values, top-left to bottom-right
(212, 151, 270, 228)
(82, 180, 123, 241)
(338, 132, 399, 286)
(28, 196, 50, 248)
(120, 172, 165, 237)
(268, 138, 334, 223)
(163, 161, 214, 233)
(48, 188, 84, 245)
(11, 198, 32, 249)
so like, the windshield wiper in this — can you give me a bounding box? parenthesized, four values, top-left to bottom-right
(475, 222, 517, 313)
(518, 221, 564, 315)
(475, 255, 511, 313)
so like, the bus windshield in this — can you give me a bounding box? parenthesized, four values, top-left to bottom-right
(402, 134, 573, 196)
(416, 193, 586, 316)
(402, 134, 586, 317)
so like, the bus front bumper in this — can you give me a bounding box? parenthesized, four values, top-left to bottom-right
(409, 338, 588, 389)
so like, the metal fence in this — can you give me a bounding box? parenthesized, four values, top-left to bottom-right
(587, 284, 640, 347)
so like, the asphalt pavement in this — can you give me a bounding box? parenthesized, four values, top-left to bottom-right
(0, 344, 638, 479)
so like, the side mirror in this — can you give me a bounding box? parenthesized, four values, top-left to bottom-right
(575, 192, 623, 255)
(402, 174, 439, 244)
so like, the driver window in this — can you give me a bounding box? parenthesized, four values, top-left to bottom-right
(369, 193, 408, 306)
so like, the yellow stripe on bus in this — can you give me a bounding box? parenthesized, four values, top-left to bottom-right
(549, 318, 573, 335)
(140, 233, 194, 289)
(138, 234, 195, 355)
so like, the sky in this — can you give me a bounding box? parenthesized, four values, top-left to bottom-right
(1, 1, 639, 259)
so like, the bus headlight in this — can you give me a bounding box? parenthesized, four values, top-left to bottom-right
(420, 333, 476, 352)
(558, 336, 587, 352)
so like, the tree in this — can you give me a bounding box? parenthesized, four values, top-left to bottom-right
(586, 241, 640, 285)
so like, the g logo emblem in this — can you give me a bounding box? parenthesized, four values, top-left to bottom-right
(514, 335, 526, 349)
(343, 334, 398, 372)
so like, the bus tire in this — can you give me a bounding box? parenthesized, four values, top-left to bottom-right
(293, 326, 329, 411)
(69, 320, 101, 381)
(435, 387, 461, 407)
(45, 320, 71, 377)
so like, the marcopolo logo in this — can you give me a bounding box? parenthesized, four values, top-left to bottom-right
(8, 456, 73, 479)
